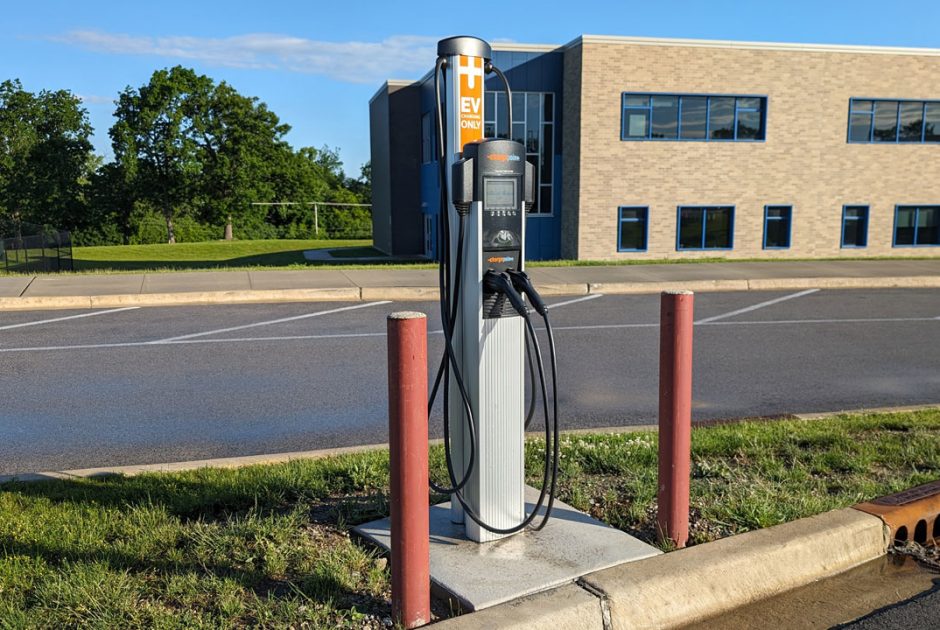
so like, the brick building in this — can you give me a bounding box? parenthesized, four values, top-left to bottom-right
(369, 35, 940, 261)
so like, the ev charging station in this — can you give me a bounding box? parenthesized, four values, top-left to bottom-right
(357, 36, 662, 617)
(430, 36, 559, 543)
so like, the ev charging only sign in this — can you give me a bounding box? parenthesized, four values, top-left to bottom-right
(457, 55, 484, 149)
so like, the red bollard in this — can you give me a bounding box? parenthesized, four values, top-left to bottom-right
(657, 291, 694, 548)
(387, 312, 430, 628)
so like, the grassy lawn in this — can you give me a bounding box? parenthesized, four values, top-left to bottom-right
(69, 239, 374, 272)
(3, 238, 931, 276)
(0, 409, 937, 626)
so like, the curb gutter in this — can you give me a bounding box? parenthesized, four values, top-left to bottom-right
(1, 275, 938, 311)
(433, 508, 887, 630)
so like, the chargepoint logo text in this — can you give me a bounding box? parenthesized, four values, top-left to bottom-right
(457, 55, 484, 150)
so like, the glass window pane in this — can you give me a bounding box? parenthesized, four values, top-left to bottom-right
(539, 184, 552, 215)
(843, 220, 862, 247)
(512, 123, 525, 145)
(899, 102, 924, 142)
(873, 101, 899, 142)
(704, 208, 732, 248)
(624, 95, 649, 107)
(736, 110, 762, 140)
(679, 97, 707, 139)
(485, 92, 495, 122)
(496, 93, 508, 138)
(527, 93, 541, 127)
(849, 113, 872, 142)
(765, 219, 789, 248)
(844, 206, 865, 219)
(484, 122, 496, 138)
(916, 207, 939, 245)
(541, 124, 553, 183)
(678, 208, 704, 249)
(925, 103, 940, 142)
(651, 96, 679, 139)
(851, 100, 873, 113)
(620, 218, 646, 250)
(766, 206, 789, 219)
(708, 97, 735, 139)
(894, 207, 916, 245)
(623, 109, 649, 138)
(543, 93, 554, 122)
(525, 128, 539, 153)
(737, 97, 761, 110)
(511, 93, 525, 122)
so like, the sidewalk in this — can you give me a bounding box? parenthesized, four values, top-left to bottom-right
(0, 259, 938, 310)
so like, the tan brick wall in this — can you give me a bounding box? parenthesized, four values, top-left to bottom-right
(568, 41, 940, 260)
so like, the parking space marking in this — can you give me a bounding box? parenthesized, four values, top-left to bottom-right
(547, 294, 603, 310)
(695, 289, 819, 324)
(151, 301, 392, 343)
(0, 307, 140, 332)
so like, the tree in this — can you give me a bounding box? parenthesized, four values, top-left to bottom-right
(110, 67, 210, 243)
(0, 79, 94, 231)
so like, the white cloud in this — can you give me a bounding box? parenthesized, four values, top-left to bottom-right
(76, 94, 113, 105)
(48, 30, 438, 84)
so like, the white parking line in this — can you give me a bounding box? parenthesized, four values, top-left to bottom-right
(547, 294, 603, 310)
(0, 314, 936, 354)
(694, 289, 819, 324)
(151, 301, 392, 343)
(0, 307, 140, 331)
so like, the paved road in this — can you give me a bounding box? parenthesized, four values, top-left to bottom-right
(839, 580, 940, 629)
(0, 288, 938, 474)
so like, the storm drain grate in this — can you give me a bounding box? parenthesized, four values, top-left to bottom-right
(872, 480, 940, 506)
(855, 479, 940, 546)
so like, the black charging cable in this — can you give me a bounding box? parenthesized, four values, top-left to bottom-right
(428, 55, 558, 535)
(506, 270, 561, 529)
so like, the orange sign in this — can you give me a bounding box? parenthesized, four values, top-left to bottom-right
(457, 55, 484, 150)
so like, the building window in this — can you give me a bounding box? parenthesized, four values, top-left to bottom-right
(841, 206, 869, 248)
(763, 206, 792, 249)
(848, 99, 940, 143)
(484, 91, 554, 215)
(618, 207, 648, 252)
(894, 206, 940, 246)
(421, 112, 434, 163)
(676, 206, 734, 250)
(622, 94, 766, 142)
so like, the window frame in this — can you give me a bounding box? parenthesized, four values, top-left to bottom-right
(892, 205, 940, 247)
(621, 93, 768, 143)
(484, 90, 555, 218)
(840, 205, 870, 249)
(617, 206, 649, 252)
(675, 206, 735, 251)
(762, 205, 793, 250)
(847, 98, 940, 144)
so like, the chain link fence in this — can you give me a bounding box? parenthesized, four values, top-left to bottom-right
(0, 220, 73, 273)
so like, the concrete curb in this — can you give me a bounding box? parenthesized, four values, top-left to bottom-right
(436, 508, 888, 630)
(1, 275, 938, 310)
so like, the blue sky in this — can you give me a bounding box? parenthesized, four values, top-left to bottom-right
(3, 0, 938, 177)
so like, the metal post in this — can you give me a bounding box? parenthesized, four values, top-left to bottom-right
(387, 311, 430, 628)
(658, 290, 694, 548)
(314, 204, 319, 237)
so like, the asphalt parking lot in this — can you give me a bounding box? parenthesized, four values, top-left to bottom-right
(0, 287, 938, 474)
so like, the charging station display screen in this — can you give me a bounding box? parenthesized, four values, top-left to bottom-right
(484, 179, 517, 210)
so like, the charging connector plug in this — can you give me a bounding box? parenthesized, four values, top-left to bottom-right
(482, 270, 528, 317)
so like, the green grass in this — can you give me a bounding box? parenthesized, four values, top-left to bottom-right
(69, 239, 373, 272)
(1, 409, 938, 626)
(3, 237, 933, 276)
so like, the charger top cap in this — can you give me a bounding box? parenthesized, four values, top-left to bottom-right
(437, 36, 492, 60)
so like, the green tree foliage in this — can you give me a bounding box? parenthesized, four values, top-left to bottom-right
(2, 69, 369, 245)
(0, 79, 94, 232)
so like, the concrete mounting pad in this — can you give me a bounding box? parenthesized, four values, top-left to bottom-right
(354, 486, 660, 611)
